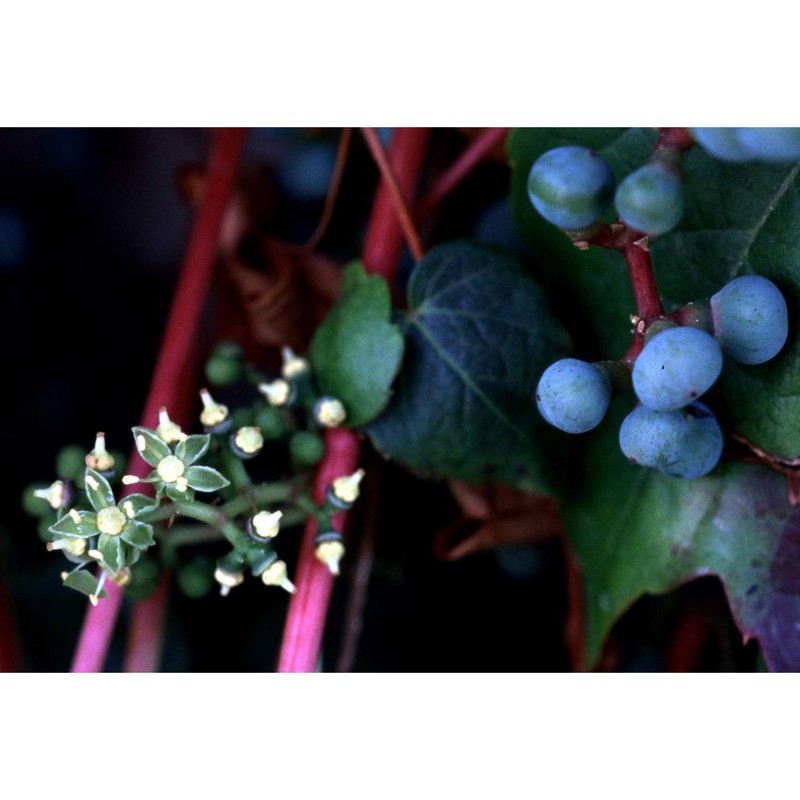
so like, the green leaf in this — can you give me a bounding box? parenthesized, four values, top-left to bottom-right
(97, 533, 128, 574)
(120, 521, 155, 549)
(309, 261, 404, 427)
(564, 397, 800, 671)
(650, 153, 800, 458)
(365, 240, 571, 494)
(175, 434, 211, 466)
(49, 510, 98, 538)
(62, 570, 107, 600)
(131, 426, 171, 468)
(184, 465, 230, 492)
(83, 468, 115, 511)
(509, 127, 800, 458)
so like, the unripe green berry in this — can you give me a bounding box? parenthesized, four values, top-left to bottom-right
(176, 557, 215, 598)
(55, 445, 86, 482)
(126, 556, 162, 602)
(289, 430, 325, 466)
(254, 406, 286, 440)
(205, 355, 243, 387)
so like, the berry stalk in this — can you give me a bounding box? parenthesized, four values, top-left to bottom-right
(70, 128, 249, 673)
(623, 239, 664, 321)
(277, 127, 430, 673)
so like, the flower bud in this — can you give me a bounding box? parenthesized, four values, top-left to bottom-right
(248, 510, 283, 541)
(314, 396, 347, 428)
(199, 388, 231, 431)
(314, 531, 345, 575)
(230, 426, 264, 459)
(260, 559, 296, 594)
(281, 346, 310, 379)
(326, 469, 365, 509)
(85, 432, 115, 473)
(258, 379, 294, 408)
(156, 407, 187, 444)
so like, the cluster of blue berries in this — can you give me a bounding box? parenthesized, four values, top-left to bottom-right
(536, 274, 789, 479)
(527, 129, 800, 240)
(527, 144, 683, 237)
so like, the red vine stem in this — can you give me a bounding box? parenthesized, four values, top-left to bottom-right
(70, 128, 249, 673)
(277, 127, 431, 673)
(623, 239, 664, 320)
(361, 127, 425, 263)
(414, 127, 511, 220)
(0, 574, 22, 671)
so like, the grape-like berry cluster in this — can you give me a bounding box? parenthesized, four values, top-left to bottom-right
(527, 129, 800, 239)
(528, 129, 795, 480)
(527, 144, 685, 237)
(536, 275, 788, 479)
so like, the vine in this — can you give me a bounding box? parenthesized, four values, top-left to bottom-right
(16, 126, 800, 672)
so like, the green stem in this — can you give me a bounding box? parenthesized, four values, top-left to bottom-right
(173, 500, 249, 550)
(158, 524, 226, 550)
(221, 481, 298, 518)
(137, 504, 178, 524)
(219, 446, 253, 492)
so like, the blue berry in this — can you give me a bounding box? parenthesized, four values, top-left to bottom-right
(632, 327, 723, 411)
(614, 163, 683, 235)
(736, 128, 800, 162)
(536, 359, 611, 434)
(689, 128, 753, 162)
(527, 146, 616, 230)
(619, 401, 723, 479)
(710, 275, 789, 364)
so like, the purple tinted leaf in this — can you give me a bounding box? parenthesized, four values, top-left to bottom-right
(564, 398, 800, 671)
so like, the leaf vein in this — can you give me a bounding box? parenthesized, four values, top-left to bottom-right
(727, 164, 800, 281)
(410, 319, 537, 449)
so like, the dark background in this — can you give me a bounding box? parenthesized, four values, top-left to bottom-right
(0, 128, 748, 671)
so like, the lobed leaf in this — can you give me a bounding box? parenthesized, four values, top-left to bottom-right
(365, 240, 571, 494)
(564, 397, 800, 671)
(309, 261, 404, 427)
(509, 128, 800, 667)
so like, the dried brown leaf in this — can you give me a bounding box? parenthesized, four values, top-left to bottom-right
(433, 480, 564, 560)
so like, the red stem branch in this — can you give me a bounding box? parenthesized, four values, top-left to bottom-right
(361, 127, 425, 263)
(414, 127, 510, 220)
(0, 572, 22, 671)
(70, 128, 248, 673)
(623, 239, 664, 320)
(277, 127, 430, 673)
